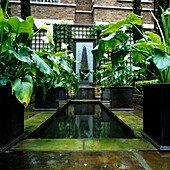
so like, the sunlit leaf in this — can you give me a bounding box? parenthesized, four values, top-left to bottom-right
(13, 75, 33, 107)
(153, 48, 170, 71)
(146, 31, 162, 44)
(31, 52, 53, 76)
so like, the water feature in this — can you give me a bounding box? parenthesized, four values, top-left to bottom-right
(30, 102, 135, 139)
(75, 43, 95, 99)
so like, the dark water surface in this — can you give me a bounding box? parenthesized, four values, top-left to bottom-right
(32, 103, 135, 139)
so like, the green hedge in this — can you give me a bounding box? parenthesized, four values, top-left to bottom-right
(134, 80, 159, 94)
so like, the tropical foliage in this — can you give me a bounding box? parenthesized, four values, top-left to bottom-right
(0, 1, 80, 107)
(92, 5, 170, 84)
(95, 60, 141, 87)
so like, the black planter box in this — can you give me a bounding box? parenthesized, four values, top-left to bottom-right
(110, 86, 134, 111)
(0, 84, 24, 152)
(75, 85, 95, 99)
(34, 87, 59, 111)
(101, 87, 110, 102)
(142, 84, 170, 150)
(58, 87, 67, 101)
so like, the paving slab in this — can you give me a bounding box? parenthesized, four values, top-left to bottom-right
(11, 139, 83, 151)
(0, 151, 145, 169)
(11, 138, 156, 151)
(24, 111, 56, 134)
(139, 150, 170, 170)
(113, 111, 143, 137)
(85, 138, 156, 151)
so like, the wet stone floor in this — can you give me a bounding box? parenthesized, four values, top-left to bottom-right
(0, 151, 144, 170)
(1, 102, 170, 169)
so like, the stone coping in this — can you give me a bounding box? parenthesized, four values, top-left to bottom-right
(117, 0, 152, 3)
(93, 5, 154, 11)
(9, 1, 76, 7)
(20, 100, 156, 153)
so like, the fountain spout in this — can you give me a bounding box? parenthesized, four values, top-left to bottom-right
(80, 46, 90, 83)
(81, 46, 89, 70)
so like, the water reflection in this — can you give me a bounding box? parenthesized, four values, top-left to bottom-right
(34, 103, 133, 139)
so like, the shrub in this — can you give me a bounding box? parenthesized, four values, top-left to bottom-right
(134, 80, 159, 94)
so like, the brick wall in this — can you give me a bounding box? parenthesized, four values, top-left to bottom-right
(31, 5, 75, 20)
(76, 0, 92, 11)
(9, 0, 154, 26)
(93, 8, 131, 23)
(9, 2, 75, 21)
(94, 0, 153, 8)
(75, 13, 93, 24)
(93, 8, 154, 25)
(10, 4, 21, 17)
(93, 0, 154, 25)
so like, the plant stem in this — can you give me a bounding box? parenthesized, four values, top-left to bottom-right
(151, 12, 166, 46)
(131, 23, 147, 42)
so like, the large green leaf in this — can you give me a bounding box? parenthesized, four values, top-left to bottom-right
(132, 42, 152, 64)
(102, 12, 143, 35)
(146, 31, 162, 44)
(126, 12, 143, 25)
(91, 44, 105, 66)
(8, 16, 34, 39)
(31, 52, 53, 76)
(0, 73, 11, 86)
(13, 75, 33, 107)
(111, 45, 129, 69)
(61, 59, 72, 74)
(100, 31, 129, 50)
(53, 51, 69, 56)
(92, 31, 129, 66)
(7, 17, 20, 33)
(153, 48, 170, 71)
(8, 46, 32, 64)
(34, 19, 55, 49)
(19, 20, 33, 39)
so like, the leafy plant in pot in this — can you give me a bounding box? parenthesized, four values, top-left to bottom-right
(92, 24, 143, 110)
(34, 46, 80, 110)
(96, 60, 141, 107)
(93, 2, 170, 150)
(0, 1, 79, 151)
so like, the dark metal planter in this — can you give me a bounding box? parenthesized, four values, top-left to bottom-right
(0, 84, 25, 153)
(75, 85, 95, 99)
(34, 87, 59, 111)
(142, 84, 170, 150)
(58, 87, 67, 101)
(110, 86, 134, 111)
(101, 87, 110, 102)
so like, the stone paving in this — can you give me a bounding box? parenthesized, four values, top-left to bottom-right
(0, 101, 170, 169)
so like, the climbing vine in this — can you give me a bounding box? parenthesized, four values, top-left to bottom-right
(90, 24, 109, 39)
(53, 23, 73, 52)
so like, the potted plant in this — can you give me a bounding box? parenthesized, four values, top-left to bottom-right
(93, 2, 170, 150)
(34, 47, 80, 110)
(92, 22, 142, 110)
(0, 2, 55, 151)
(95, 59, 141, 110)
(0, 1, 80, 151)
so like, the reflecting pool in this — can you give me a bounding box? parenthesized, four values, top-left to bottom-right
(31, 102, 135, 139)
